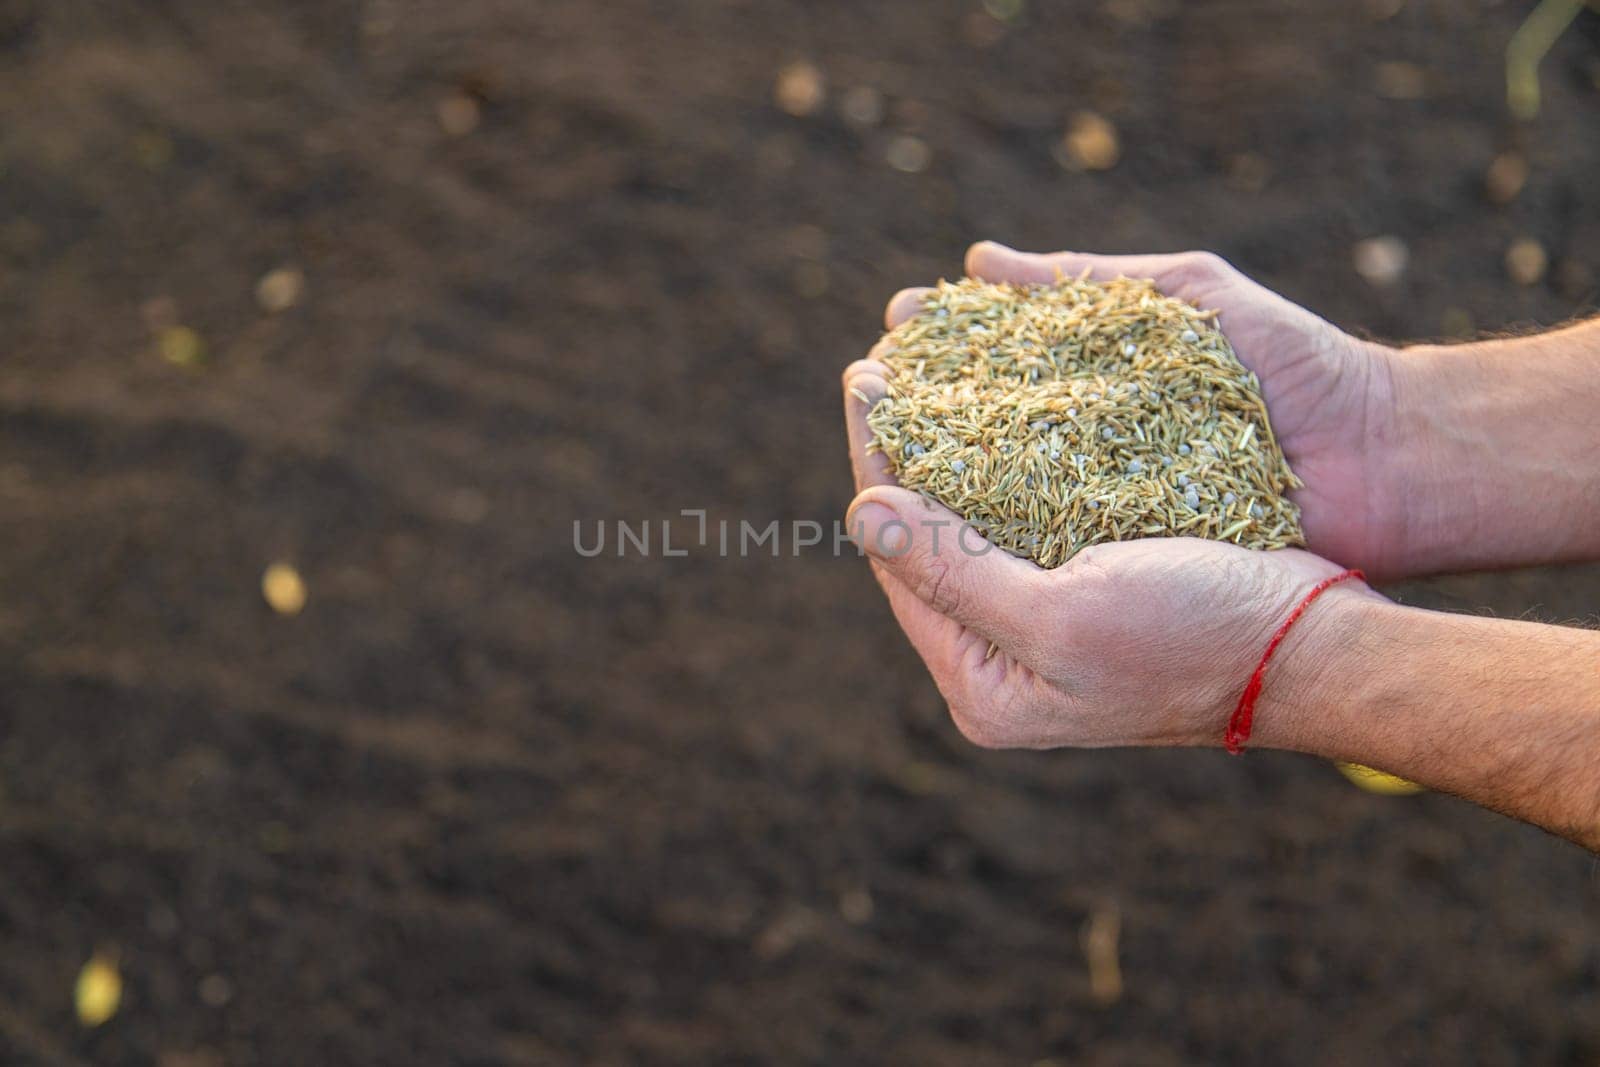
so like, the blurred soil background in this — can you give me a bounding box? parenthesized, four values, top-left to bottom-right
(2, 0, 1600, 1064)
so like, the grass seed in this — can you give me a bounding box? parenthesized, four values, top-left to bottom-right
(865, 275, 1305, 568)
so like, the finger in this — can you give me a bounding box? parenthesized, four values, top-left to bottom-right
(841, 361, 895, 491)
(971, 241, 1358, 406)
(865, 330, 899, 361)
(847, 484, 1046, 652)
(884, 286, 935, 329)
(965, 241, 1213, 290)
(869, 559, 982, 689)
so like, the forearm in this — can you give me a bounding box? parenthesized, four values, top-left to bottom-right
(1256, 590, 1600, 850)
(1382, 318, 1600, 574)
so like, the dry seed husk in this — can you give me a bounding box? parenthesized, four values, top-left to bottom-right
(865, 275, 1304, 568)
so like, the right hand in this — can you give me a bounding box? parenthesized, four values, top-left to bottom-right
(891, 243, 1409, 579)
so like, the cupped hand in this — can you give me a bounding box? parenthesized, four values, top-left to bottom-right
(842, 246, 1387, 749)
(884, 243, 1408, 579)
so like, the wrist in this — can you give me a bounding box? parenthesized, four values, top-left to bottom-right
(1344, 338, 1417, 580)
(1249, 587, 1600, 850)
(1379, 340, 1492, 576)
(1381, 323, 1600, 575)
(1244, 581, 1396, 756)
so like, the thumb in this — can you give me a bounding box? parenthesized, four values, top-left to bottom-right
(847, 486, 1046, 652)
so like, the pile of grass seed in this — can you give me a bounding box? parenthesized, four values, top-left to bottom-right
(863, 276, 1304, 568)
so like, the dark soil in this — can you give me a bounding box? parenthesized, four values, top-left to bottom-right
(3, 1, 1600, 1064)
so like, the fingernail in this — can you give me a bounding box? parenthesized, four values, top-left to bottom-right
(847, 500, 909, 558)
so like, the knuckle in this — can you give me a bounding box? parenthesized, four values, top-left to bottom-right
(1187, 250, 1234, 278)
(916, 553, 962, 617)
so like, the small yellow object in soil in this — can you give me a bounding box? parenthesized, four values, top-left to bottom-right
(437, 91, 481, 136)
(75, 952, 122, 1027)
(158, 325, 205, 368)
(1335, 761, 1425, 796)
(1484, 151, 1528, 205)
(1081, 902, 1123, 1006)
(198, 972, 234, 1007)
(839, 85, 884, 127)
(261, 562, 307, 616)
(255, 266, 304, 313)
(1057, 111, 1120, 171)
(774, 61, 825, 117)
(1505, 237, 1548, 287)
(1352, 235, 1408, 287)
(885, 134, 931, 174)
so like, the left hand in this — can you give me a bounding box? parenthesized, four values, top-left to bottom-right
(842, 274, 1380, 750)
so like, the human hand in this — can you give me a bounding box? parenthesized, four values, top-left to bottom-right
(844, 424, 1378, 752)
(900, 243, 1407, 579)
(841, 469, 1600, 855)
(841, 248, 1386, 749)
(844, 263, 1600, 838)
(846, 499, 1375, 749)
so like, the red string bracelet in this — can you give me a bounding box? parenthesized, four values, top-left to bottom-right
(1224, 569, 1365, 755)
